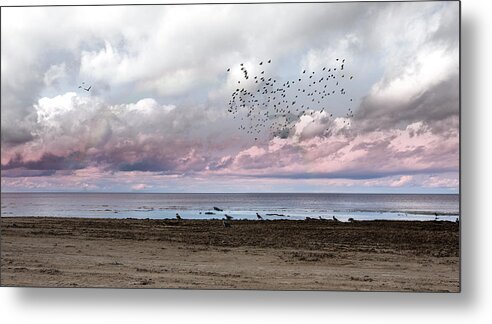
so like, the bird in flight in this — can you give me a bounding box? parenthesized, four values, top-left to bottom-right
(78, 82, 92, 92)
(225, 57, 355, 142)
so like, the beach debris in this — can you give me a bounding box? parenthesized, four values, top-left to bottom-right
(213, 207, 224, 212)
(137, 279, 153, 286)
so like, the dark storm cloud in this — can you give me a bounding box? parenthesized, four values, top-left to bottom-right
(117, 160, 173, 172)
(2, 152, 87, 171)
(1, 78, 41, 146)
(1, 169, 57, 178)
(354, 75, 459, 133)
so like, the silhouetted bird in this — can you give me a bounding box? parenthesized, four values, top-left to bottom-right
(223, 220, 231, 228)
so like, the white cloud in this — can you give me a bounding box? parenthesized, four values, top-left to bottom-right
(368, 45, 458, 106)
(390, 175, 414, 187)
(43, 63, 67, 86)
(80, 41, 132, 84)
(423, 175, 459, 188)
(131, 183, 149, 190)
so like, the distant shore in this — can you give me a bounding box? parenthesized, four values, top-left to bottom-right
(0, 217, 460, 291)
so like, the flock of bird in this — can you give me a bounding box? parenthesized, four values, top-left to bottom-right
(76, 58, 355, 143)
(226, 58, 355, 140)
(175, 210, 345, 228)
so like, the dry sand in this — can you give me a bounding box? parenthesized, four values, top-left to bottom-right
(0, 217, 459, 291)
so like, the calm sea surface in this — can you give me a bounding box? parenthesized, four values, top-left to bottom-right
(0, 193, 459, 221)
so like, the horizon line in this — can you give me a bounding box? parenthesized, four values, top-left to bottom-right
(0, 191, 459, 195)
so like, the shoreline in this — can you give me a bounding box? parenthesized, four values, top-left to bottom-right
(0, 214, 460, 222)
(1, 217, 460, 291)
(0, 215, 460, 221)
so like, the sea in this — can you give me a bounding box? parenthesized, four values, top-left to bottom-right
(0, 192, 460, 222)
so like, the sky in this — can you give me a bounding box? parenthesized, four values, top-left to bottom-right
(0, 2, 460, 193)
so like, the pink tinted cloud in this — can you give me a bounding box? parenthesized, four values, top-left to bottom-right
(1, 93, 459, 191)
(211, 117, 459, 179)
(131, 183, 149, 190)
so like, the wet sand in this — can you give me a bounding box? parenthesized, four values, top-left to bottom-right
(0, 217, 459, 291)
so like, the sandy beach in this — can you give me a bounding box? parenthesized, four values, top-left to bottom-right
(0, 217, 459, 291)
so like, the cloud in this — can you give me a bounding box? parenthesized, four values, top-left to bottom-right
(131, 183, 149, 191)
(423, 174, 459, 188)
(390, 175, 414, 187)
(1, 92, 247, 175)
(2, 152, 86, 171)
(210, 118, 458, 180)
(353, 2, 459, 133)
(1, 2, 459, 192)
(43, 63, 67, 87)
(1, 169, 57, 178)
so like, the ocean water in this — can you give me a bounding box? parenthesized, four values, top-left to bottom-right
(0, 193, 460, 222)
